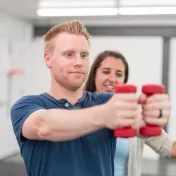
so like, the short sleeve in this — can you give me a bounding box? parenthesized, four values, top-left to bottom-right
(10, 95, 45, 148)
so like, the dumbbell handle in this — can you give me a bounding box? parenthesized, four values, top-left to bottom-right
(114, 84, 137, 138)
(139, 84, 165, 136)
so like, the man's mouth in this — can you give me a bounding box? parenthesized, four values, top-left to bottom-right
(70, 72, 84, 75)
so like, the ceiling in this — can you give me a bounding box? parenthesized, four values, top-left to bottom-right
(1, 0, 176, 26)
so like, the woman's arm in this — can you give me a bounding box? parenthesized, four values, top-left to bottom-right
(171, 141, 176, 157)
(145, 129, 174, 157)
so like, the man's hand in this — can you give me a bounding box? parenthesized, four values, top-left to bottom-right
(102, 94, 138, 130)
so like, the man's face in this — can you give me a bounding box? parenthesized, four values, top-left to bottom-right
(45, 32, 90, 90)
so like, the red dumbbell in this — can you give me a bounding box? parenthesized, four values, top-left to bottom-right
(139, 84, 165, 136)
(114, 84, 137, 138)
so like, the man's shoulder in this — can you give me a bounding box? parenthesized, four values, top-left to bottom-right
(86, 91, 113, 98)
(85, 91, 113, 105)
(15, 94, 44, 104)
(11, 94, 45, 111)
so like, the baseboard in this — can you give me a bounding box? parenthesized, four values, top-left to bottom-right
(0, 150, 20, 162)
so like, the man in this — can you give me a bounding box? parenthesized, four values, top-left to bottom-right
(11, 20, 171, 176)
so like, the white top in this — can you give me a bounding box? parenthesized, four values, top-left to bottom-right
(127, 129, 173, 176)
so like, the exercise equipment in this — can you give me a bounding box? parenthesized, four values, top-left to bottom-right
(139, 84, 165, 136)
(114, 84, 137, 138)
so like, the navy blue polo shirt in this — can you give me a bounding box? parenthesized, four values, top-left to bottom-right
(11, 91, 116, 176)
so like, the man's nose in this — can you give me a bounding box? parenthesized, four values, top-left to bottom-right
(73, 56, 83, 67)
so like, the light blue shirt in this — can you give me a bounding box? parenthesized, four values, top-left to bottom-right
(114, 138, 129, 176)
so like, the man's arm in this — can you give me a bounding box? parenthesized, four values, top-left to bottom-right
(22, 105, 105, 141)
(22, 94, 138, 142)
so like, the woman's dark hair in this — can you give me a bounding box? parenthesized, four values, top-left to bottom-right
(85, 50, 129, 92)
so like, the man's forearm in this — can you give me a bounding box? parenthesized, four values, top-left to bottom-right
(38, 105, 105, 141)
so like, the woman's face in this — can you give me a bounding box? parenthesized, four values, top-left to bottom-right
(95, 56, 126, 93)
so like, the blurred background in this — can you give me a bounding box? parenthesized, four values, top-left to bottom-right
(0, 0, 176, 175)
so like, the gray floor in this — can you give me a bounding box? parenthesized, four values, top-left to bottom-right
(0, 154, 176, 176)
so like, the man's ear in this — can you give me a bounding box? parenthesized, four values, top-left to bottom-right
(44, 52, 51, 68)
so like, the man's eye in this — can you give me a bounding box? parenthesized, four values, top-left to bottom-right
(81, 54, 88, 59)
(66, 53, 72, 57)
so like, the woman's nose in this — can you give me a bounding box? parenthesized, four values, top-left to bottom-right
(108, 74, 117, 83)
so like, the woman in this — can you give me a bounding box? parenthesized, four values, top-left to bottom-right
(85, 50, 176, 176)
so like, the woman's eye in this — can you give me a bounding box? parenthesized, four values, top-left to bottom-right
(103, 71, 110, 75)
(116, 73, 123, 77)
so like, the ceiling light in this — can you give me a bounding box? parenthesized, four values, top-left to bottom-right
(119, 7, 176, 15)
(37, 8, 118, 17)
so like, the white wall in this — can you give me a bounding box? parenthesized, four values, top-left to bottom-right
(26, 36, 163, 159)
(24, 37, 50, 95)
(168, 38, 176, 140)
(0, 12, 33, 159)
(90, 36, 163, 86)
